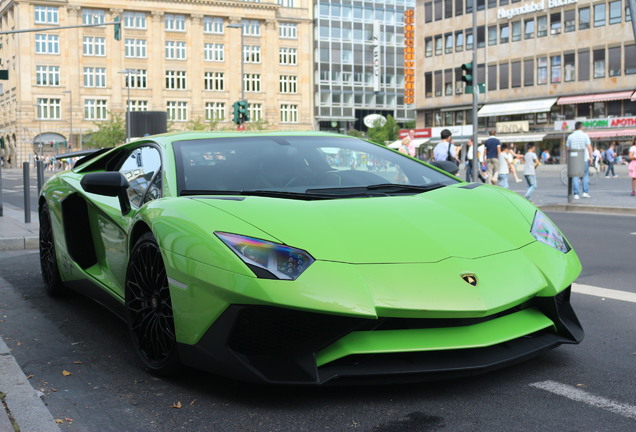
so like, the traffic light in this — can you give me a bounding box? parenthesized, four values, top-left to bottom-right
(237, 100, 249, 123)
(461, 62, 473, 93)
(114, 16, 121, 41)
(232, 101, 241, 124)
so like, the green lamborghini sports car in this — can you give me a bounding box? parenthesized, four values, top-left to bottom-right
(39, 131, 583, 385)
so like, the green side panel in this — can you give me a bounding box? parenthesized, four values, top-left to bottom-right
(315, 308, 555, 367)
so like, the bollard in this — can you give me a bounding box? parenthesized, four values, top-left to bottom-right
(37, 159, 44, 193)
(23, 162, 31, 223)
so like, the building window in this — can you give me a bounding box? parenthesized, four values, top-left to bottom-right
(165, 14, 186, 32)
(608, 46, 621, 76)
(126, 70, 147, 88)
(499, 63, 509, 89)
(280, 104, 298, 123)
(434, 70, 442, 96)
(579, 7, 590, 29)
(84, 99, 107, 120)
(524, 58, 534, 86)
(578, 48, 590, 80)
(35, 34, 59, 54)
(511, 21, 522, 41)
(167, 101, 188, 121)
(477, 25, 485, 48)
(278, 0, 296, 7)
(204, 43, 224, 62)
(36, 98, 61, 120)
(165, 70, 187, 89)
(203, 17, 224, 34)
(205, 102, 225, 121)
(488, 26, 497, 46)
(435, 35, 443, 55)
(244, 73, 261, 92)
(35, 6, 58, 24)
(550, 12, 561, 34)
(564, 53, 575, 81)
(445, 33, 453, 53)
(279, 47, 297, 65)
(125, 39, 147, 58)
(241, 19, 261, 36)
(500, 23, 509, 43)
(82, 9, 105, 25)
(83, 67, 106, 87)
(625, 44, 636, 74)
(203, 72, 224, 91)
(243, 45, 261, 63)
(165, 41, 186, 60)
(444, 69, 453, 95)
(445, 0, 453, 18)
(550, 55, 561, 83)
(487, 64, 497, 91)
(564, 9, 576, 32)
(455, 31, 464, 51)
(82, 36, 105, 56)
(35, 65, 60, 86)
(537, 15, 548, 37)
(279, 22, 297, 38)
(124, 12, 146, 29)
(511, 61, 521, 87)
(537, 57, 548, 84)
(609, 1, 622, 24)
(594, 3, 606, 27)
(434, 0, 443, 20)
(279, 75, 297, 93)
(466, 31, 473, 50)
(456, 0, 464, 16)
(249, 103, 263, 121)
(593, 48, 605, 78)
(425, 37, 433, 56)
(425, 72, 433, 98)
(524, 18, 535, 39)
(129, 101, 148, 111)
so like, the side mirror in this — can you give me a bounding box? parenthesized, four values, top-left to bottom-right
(429, 160, 460, 176)
(80, 172, 131, 215)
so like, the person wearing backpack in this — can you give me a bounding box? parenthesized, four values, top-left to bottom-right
(604, 142, 617, 178)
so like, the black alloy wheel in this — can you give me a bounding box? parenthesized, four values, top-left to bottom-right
(39, 203, 66, 296)
(125, 232, 180, 375)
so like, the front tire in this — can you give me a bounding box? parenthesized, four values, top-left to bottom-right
(39, 202, 67, 296)
(125, 232, 180, 375)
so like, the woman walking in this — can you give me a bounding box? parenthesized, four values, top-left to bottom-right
(629, 137, 636, 196)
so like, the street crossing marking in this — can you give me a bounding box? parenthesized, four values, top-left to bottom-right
(530, 381, 636, 421)
(572, 283, 636, 304)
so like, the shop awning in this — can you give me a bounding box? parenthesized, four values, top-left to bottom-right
(585, 128, 636, 139)
(557, 91, 634, 105)
(477, 98, 557, 117)
(388, 138, 430, 149)
(632, 91, 636, 101)
(478, 133, 547, 143)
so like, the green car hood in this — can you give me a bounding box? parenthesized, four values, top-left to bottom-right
(193, 184, 535, 264)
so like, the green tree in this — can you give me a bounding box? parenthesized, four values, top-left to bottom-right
(246, 118, 270, 131)
(186, 117, 208, 131)
(84, 113, 126, 149)
(346, 129, 364, 138)
(366, 114, 399, 146)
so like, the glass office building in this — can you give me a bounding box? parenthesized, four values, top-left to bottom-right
(315, 0, 416, 132)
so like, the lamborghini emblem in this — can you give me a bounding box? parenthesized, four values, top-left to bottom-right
(462, 274, 478, 286)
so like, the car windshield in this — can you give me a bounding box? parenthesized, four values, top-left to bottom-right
(173, 135, 458, 199)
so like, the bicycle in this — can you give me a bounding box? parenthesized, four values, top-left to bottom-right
(560, 165, 599, 185)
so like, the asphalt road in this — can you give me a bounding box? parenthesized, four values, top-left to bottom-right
(0, 212, 635, 431)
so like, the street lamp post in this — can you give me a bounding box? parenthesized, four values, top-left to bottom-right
(227, 23, 245, 101)
(118, 69, 136, 141)
(63, 90, 72, 151)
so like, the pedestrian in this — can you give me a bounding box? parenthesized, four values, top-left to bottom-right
(592, 146, 602, 170)
(523, 142, 539, 201)
(629, 137, 636, 196)
(484, 130, 501, 185)
(465, 138, 476, 182)
(508, 144, 524, 183)
(604, 142, 617, 178)
(566, 121, 593, 199)
(433, 129, 458, 164)
(541, 148, 550, 164)
(398, 136, 415, 157)
(497, 143, 513, 188)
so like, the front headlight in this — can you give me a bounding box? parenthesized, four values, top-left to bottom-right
(530, 211, 571, 253)
(215, 232, 314, 280)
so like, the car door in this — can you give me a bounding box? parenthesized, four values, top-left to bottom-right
(93, 144, 163, 299)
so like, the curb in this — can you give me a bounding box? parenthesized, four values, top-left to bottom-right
(538, 204, 636, 216)
(0, 337, 62, 432)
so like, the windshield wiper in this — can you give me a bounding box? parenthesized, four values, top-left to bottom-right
(365, 183, 445, 193)
(305, 183, 445, 197)
(180, 189, 333, 200)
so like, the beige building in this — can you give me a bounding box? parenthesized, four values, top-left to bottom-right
(415, 0, 636, 155)
(0, 0, 313, 165)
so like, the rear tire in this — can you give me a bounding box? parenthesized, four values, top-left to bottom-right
(125, 232, 180, 375)
(39, 203, 67, 296)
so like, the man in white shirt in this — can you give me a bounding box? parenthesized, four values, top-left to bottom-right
(433, 129, 458, 165)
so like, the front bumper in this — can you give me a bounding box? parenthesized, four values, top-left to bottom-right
(177, 287, 583, 385)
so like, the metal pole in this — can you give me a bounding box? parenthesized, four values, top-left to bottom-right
(36, 160, 44, 193)
(471, 0, 479, 182)
(240, 30, 245, 101)
(23, 162, 31, 223)
(69, 91, 73, 150)
(0, 161, 3, 217)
